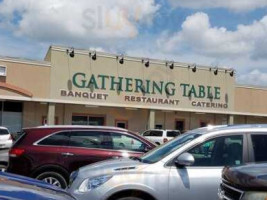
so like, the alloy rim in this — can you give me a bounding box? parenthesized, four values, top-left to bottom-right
(43, 177, 61, 187)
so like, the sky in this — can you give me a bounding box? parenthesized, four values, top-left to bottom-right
(0, 0, 267, 86)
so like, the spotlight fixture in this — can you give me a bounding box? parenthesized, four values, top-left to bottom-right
(117, 55, 124, 64)
(214, 68, 218, 75)
(142, 59, 150, 67)
(89, 51, 97, 60)
(169, 62, 174, 70)
(192, 64, 197, 73)
(66, 47, 75, 58)
(230, 69, 235, 77)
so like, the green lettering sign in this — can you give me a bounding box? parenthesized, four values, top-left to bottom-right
(73, 73, 86, 88)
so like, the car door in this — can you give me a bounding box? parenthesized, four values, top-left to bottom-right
(34, 131, 71, 167)
(145, 130, 163, 144)
(62, 130, 114, 172)
(168, 134, 246, 200)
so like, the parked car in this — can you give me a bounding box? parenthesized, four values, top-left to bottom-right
(0, 171, 76, 200)
(7, 125, 155, 189)
(219, 163, 267, 200)
(68, 124, 267, 200)
(0, 127, 13, 149)
(0, 149, 8, 171)
(141, 129, 181, 145)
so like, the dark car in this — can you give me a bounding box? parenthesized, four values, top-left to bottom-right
(7, 125, 155, 188)
(0, 171, 76, 200)
(219, 163, 267, 200)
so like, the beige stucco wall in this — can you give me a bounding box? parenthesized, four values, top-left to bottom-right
(234, 115, 267, 124)
(0, 59, 51, 99)
(30, 103, 229, 132)
(23, 102, 48, 127)
(235, 86, 267, 114)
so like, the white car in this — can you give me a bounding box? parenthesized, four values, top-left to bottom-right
(141, 129, 181, 145)
(0, 127, 13, 149)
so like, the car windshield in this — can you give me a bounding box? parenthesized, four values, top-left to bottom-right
(141, 131, 201, 164)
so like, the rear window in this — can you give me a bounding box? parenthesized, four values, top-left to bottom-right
(167, 131, 180, 137)
(0, 129, 9, 135)
(38, 131, 69, 146)
(149, 131, 163, 137)
(12, 131, 27, 147)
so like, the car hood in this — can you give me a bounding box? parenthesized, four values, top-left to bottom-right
(78, 158, 148, 177)
(223, 163, 267, 191)
(0, 172, 75, 200)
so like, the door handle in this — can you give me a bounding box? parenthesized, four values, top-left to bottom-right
(61, 152, 74, 156)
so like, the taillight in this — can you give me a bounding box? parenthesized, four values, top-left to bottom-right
(163, 138, 168, 143)
(9, 148, 25, 157)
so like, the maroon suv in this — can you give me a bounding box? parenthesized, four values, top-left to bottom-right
(7, 126, 155, 188)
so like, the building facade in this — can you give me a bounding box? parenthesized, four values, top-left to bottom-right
(0, 45, 267, 133)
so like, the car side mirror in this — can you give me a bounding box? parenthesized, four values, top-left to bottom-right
(175, 153, 195, 167)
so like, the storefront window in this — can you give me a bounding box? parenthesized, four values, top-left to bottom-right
(200, 121, 208, 127)
(72, 116, 88, 125)
(115, 120, 128, 129)
(72, 115, 105, 126)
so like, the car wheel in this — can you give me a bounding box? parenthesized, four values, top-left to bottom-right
(116, 198, 144, 200)
(36, 171, 67, 189)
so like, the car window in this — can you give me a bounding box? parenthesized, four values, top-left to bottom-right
(111, 132, 146, 152)
(251, 134, 267, 162)
(188, 135, 243, 167)
(167, 131, 180, 137)
(150, 131, 163, 137)
(69, 131, 113, 149)
(143, 131, 151, 136)
(0, 129, 9, 135)
(38, 131, 69, 146)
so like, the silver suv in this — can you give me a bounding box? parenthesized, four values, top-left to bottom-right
(68, 124, 267, 200)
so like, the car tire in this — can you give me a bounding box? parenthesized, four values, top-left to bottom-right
(36, 171, 67, 189)
(116, 198, 144, 200)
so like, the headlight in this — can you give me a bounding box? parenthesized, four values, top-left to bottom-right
(242, 192, 267, 200)
(78, 175, 113, 193)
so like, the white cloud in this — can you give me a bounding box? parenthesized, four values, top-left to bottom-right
(158, 12, 267, 60)
(0, 0, 159, 45)
(238, 69, 267, 86)
(168, 0, 267, 12)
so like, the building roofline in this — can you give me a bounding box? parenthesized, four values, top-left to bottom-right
(50, 45, 233, 72)
(236, 84, 267, 91)
(0, 55, 51, 67)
